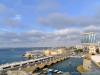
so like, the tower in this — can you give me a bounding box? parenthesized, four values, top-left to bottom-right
(81, 32, 97, 54)
(81, 32, 96, 45)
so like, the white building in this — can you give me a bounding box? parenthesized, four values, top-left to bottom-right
(88, 45, 96, 55)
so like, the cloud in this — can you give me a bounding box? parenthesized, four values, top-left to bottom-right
(0, 28, 81, 47)
(36, 0, 60, 12)
(0, 4, 7, 13)
(2, 26, 100, 47)
(38, 28, 81, 47)
(13, 15, 22, 20)
(19, 0, 60, 13)
(1, 1, 100, 47)
(84, 25, 100, 32)
(0, 3, 16, 16)
(2, 17, 21, 27)
(37, 13, 74, 29)
(37, 12, 100, 29)
(54, 28, 80, 35)
(0, 31, 18, 43)
(0, 4, 22, 28)
(84, 25, 100, 33)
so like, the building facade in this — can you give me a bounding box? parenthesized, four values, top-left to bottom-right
(43, 48, 70, 56)
(81, 32, 97, 54)
(81, 32, 96, 45)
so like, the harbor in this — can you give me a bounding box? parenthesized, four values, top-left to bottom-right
(1, 0, 100, 74)
(0, 57, 83, 75)
(0, 48, 83, 75)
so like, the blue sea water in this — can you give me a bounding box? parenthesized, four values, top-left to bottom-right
(49, 58, 83, 75)
(0, 47, 48, 64)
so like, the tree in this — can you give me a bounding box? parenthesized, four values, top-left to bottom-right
(74, 49, 83, 54)
(96, 48, 100, 54)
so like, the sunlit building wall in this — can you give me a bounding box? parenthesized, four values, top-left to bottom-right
(43, 48, 68, 56)
(43, 49, 63, 56)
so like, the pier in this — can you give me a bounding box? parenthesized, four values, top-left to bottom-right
(0, 54, 68, 73)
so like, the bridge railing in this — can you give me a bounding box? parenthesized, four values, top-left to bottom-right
(0, 56, 53, 71)
(0, 54, 68, 71)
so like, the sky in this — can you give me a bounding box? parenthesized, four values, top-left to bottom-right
(0, 0, 100, 48)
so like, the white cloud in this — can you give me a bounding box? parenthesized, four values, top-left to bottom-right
(2, 18, 21, 27)
(1, 1, 100, 47)
(36, 0, 60, 12)
(54, 28, 80, 35)
(0, 3, 22, 28)
(1, 26, 100, 47)
(0, 28, 81, 47)
(13, 15, 22, 20)
(0, 4, 7, 13)
(84, 25, 100, 33)
(37, 12, 100, 29)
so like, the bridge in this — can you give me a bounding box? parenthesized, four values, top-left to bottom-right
(0, 54, 68, 73)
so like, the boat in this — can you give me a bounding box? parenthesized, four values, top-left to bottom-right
(54, 70, 58, 73)
(48, 69, 53, 72)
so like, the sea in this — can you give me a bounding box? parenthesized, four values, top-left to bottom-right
(0, 47, 49, 64)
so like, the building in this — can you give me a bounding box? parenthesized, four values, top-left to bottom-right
(81, 32, 96, 45)
(81, 32, 100, 73)
(88, 45, 97, 54)
(43, 48, 69, 56)
(43, 48, 63, 56)
(81, 32, 97, 54)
